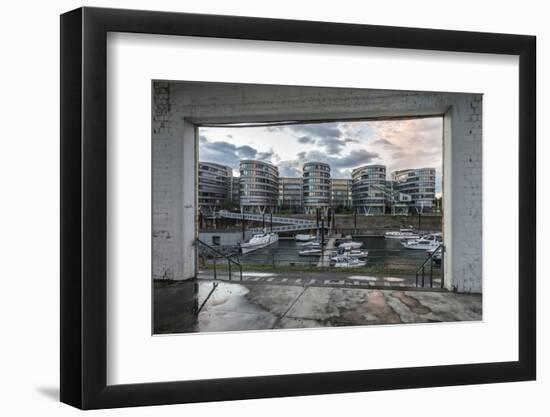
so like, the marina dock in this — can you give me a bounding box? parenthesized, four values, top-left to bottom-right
(317, 237, 336, 267)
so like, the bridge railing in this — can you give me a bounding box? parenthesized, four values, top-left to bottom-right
(218, 210, 316, 226)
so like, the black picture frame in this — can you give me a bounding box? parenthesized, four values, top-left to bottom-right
(60, 6, 536, 410)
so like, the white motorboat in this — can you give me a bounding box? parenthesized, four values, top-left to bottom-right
(338, 241, 363, 250)
(333, 256, 367, 268)
(295, 234, 317, 241)
(240, 232, 279, 254)
(347, 249, 369, 258)
(401, 233, 442, 251)
(331, 249, 368, 261)
(384, 228, 420, 240)
(299, 248, 322, 256)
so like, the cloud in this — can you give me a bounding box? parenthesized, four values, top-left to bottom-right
(288, 149, 380, 178)
(367, 118, 442, 171)
(344, 137, 359, 144)
(256, 151, 276, 161)
(365, 117, 443, 190)
(285, 123, 349, 154)
(289, 123, 341, 138)
(316, 137, 346, 154)
(235, 145, 257, 159)
(278, 160, 302, 177)
(199, 116, 442, 190)
(199, 138, 278, 169)
(297, 135, 315, 144)
(372, 138, 397, 147)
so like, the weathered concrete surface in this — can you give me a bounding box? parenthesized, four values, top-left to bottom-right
(154, 280, 198, 334)
(196, 282, 278, 332)
(154, 279, 482, 334)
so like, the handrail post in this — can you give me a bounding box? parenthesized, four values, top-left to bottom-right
(441, 245, 445, 289)
(430, 256, 433, 288)
(213, 256, 217, 280)
(422, 264, 425, 288)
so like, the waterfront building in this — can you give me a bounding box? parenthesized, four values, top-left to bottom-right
(302, 162, 331, 213)
(385, 180, 411, 214)
(351, 164, 387, 214)
(198, 162, 233, 212)
(231, 176, 240, 205)
(239, 160, 279, 213)
(278, 177, 303, 212)
(331, 178, 353, 211)
(391, 168, 436, 213)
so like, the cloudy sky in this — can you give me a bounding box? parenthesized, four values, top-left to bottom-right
(200, 117, 443, 191)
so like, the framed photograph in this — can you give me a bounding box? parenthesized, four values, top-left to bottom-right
(60, 6, 536, 409)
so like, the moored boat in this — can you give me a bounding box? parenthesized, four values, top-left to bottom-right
(338, 241, 363, 250)
(298, 248, 323, 256)
(347, 249, 369, 258)
(401, 233, 442, 251)
(295, 234, 317, 241)
(331, 249, 368, 261)
(333, 256, 367, 268)
(384, 228, 419, 240)
(240, 232, 279, 254)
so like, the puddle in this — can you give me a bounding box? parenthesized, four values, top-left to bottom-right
(347, 275, 378, 281)
(384, 277, 405, 282)
(242, 272, 277, 277)
(196, 281, 277, 332)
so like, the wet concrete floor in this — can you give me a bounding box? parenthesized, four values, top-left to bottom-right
(154, 278, 482, 334)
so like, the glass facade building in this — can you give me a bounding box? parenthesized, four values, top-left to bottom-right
(239, 160, 279, 213)
(302, 162, 331, 213)
(351, 164, 387, 214)
(331, 178, 352, 210)
(231, 176, 240, 206)
(278, 177, 303, 211)
(198, 162, 233, 212)
(391, 168, 436, 212)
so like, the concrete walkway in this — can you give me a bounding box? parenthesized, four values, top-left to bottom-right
(154, 278, 482, 334)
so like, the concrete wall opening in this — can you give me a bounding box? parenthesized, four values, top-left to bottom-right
(152, 80, 482, 334)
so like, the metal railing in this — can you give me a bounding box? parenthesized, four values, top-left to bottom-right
(415, 244, 444, 288)
(199, 246, 439, 272)
(197, 238, 243, 281)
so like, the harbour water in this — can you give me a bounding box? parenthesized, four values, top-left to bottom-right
(234, 236, 431, 271)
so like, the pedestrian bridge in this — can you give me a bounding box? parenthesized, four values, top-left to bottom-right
(217, 210, 319, 234)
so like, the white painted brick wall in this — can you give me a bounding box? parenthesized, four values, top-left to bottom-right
(152, 82, 179, 280)
(453, 95, 482, 293)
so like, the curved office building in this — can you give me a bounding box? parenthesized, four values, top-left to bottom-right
(352, 164, 387, 214)
(198, 162, 233, 212)
(391, 168, 436, 212)
(303, 162, 331, 213)
(239, 160, 279, 213)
